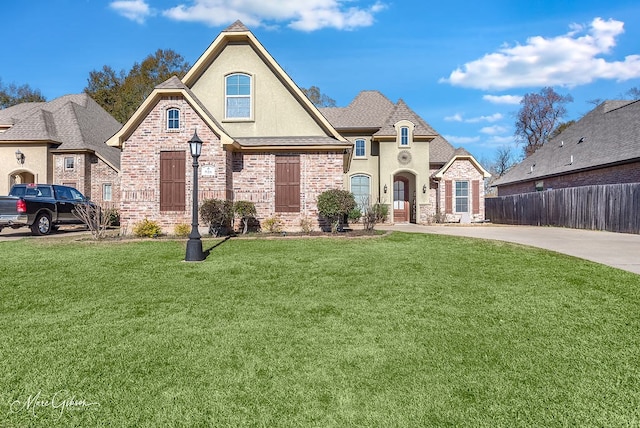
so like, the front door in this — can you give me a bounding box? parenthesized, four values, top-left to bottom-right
(393, 177, 409, 222)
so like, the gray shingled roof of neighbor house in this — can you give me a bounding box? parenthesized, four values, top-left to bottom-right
(493, 99, 640, 186)
(319, 90, 456, 164)
(0, 94, 122, 169)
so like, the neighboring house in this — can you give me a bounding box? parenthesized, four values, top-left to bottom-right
(321, 91, 490, 223)
(0, 94, 122, 207)
(493, 100, 640, 195)
(106, 21, 489, 232)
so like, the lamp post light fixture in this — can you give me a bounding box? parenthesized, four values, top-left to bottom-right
(185, 130, 205, 262)
(15, 149, 25, 164)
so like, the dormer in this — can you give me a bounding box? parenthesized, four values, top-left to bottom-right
(394, 120, 415, 148)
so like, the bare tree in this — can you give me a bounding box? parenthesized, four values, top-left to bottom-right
(515, 87, 573, 157)
(301, 86, 336, 107)
(73, 204, 112, 240)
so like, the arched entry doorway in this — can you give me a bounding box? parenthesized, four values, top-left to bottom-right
(10, 170, 35, 187)
(393, 176, 410, 222)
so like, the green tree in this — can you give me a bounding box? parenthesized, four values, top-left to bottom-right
(84, 49, 190, 123)
(317, 189, 356, 233)
(233, 200, 256, 235)
(0, 79, 46, 109)
(301, 86, 336, 107)
(515, 87, 573, 157)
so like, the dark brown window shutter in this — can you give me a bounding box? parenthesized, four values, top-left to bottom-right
(275, 155, 300, 212)
(472, 180, 480, 214)
(445, 180, 453, 214)
(160, 151, 186, 211)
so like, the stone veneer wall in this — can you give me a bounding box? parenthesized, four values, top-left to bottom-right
(438, 159, 486, 223)
(232, 151, 345, 231)
(119, 96, 227, 233)
(53, 153, 120, 209)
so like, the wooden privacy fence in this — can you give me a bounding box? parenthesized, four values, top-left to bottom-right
(486, 183, 640, 234)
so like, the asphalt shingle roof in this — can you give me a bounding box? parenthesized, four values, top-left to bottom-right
(0, 94, 122, 169)
(320, 90, 455, 163)
(493, 99, 640, 186)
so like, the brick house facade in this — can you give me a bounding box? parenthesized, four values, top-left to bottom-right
(108, 21, 490, 233)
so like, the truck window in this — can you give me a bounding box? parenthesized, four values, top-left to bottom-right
(39, 187, 52, 198)
(10, 187, 26, 197)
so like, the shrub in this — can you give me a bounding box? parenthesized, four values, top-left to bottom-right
(233, 200, 257, 235)
(348, 207, 362, 223)
(317, 189, 356, 233)
(103, 208, 120, 226)
(200, 199, 233, 236)
(174, 223, 191, 237)
(362, 203, 389, 231)
(133, 218, 162, 238)
(262, 216, 284, 233)
(299, 217, 314, 234)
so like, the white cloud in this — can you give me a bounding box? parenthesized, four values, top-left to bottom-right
(444, 113, 463, 122)
(161, 0, 386, 31)
(480, 125, 508, 135)
(483, 94, 522, 105)
(445, 112, 503, 123)
(443, 135, 481, 144)
(441, 17, 640, 90)
(110, 0, 152, 23)
(466, 113, 503, 123)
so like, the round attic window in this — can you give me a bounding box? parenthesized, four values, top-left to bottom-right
(397, 150, 412, 165)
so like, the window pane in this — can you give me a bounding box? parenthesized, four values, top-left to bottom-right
(455, 181, 469, 212)
(355, 139, 365, 157)
(401, 127, 408, 145)
(226, 97, 250, 118)
(351, 175, 370, 208)
(103, 184, 112, 201)
(168, 109, 179, 129)
(226, 74, 251, 95)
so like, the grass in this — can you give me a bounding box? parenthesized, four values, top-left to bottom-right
(0, 232, 639, 427)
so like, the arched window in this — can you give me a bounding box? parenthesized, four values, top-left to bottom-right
(400, 126, 409, 145)
(354, 139, 366, 157)
(350, 175, 370, 208)
(167, 108, 180, 130)
(225, 73, 251, 119)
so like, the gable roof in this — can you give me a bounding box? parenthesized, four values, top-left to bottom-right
(320, 90, 456, 163)
(106, 75, 235, 149)
(0, 94, 122, 170)
(493, 99, 640, 187)
(434, 147, 491, 179)
(182, 20, 346, 144)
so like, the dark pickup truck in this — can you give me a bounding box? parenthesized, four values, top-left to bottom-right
(0, 184, 90, 235)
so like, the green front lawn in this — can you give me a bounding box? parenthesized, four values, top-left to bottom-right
(1, 232, 639, 427)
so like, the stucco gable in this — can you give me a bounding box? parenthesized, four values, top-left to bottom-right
(182, 21, 344, 142)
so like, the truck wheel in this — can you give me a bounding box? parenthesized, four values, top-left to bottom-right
(31, 213, 52, 236)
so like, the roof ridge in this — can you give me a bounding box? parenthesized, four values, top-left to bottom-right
(223, 20, 249, 32)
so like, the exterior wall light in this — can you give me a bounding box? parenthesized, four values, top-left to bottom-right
(384, 184, 388, 193)
(422, 184, 427, 194)
(15, 149, 25, 164)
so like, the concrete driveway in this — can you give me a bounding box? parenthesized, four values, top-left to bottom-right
(379, 223, 640, 275)
(0, 225, 90, 241)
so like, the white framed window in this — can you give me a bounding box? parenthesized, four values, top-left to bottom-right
(225, 73, 252, 119)
(455, 181, 469, 213)
(64, 157, 74, 170)
(103, 183, 112, 201)
(167, 108, 180, 130)
(400, 127, 409, 146)
(355, 139, 366, 157)
(350, 175, 370, 209)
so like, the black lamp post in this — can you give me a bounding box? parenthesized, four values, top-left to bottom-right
(185, 130, 205, 262)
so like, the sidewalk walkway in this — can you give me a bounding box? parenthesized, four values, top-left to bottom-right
(379, 223, 640, 275)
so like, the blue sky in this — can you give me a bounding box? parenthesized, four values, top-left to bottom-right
(3, 0, 640, 161)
